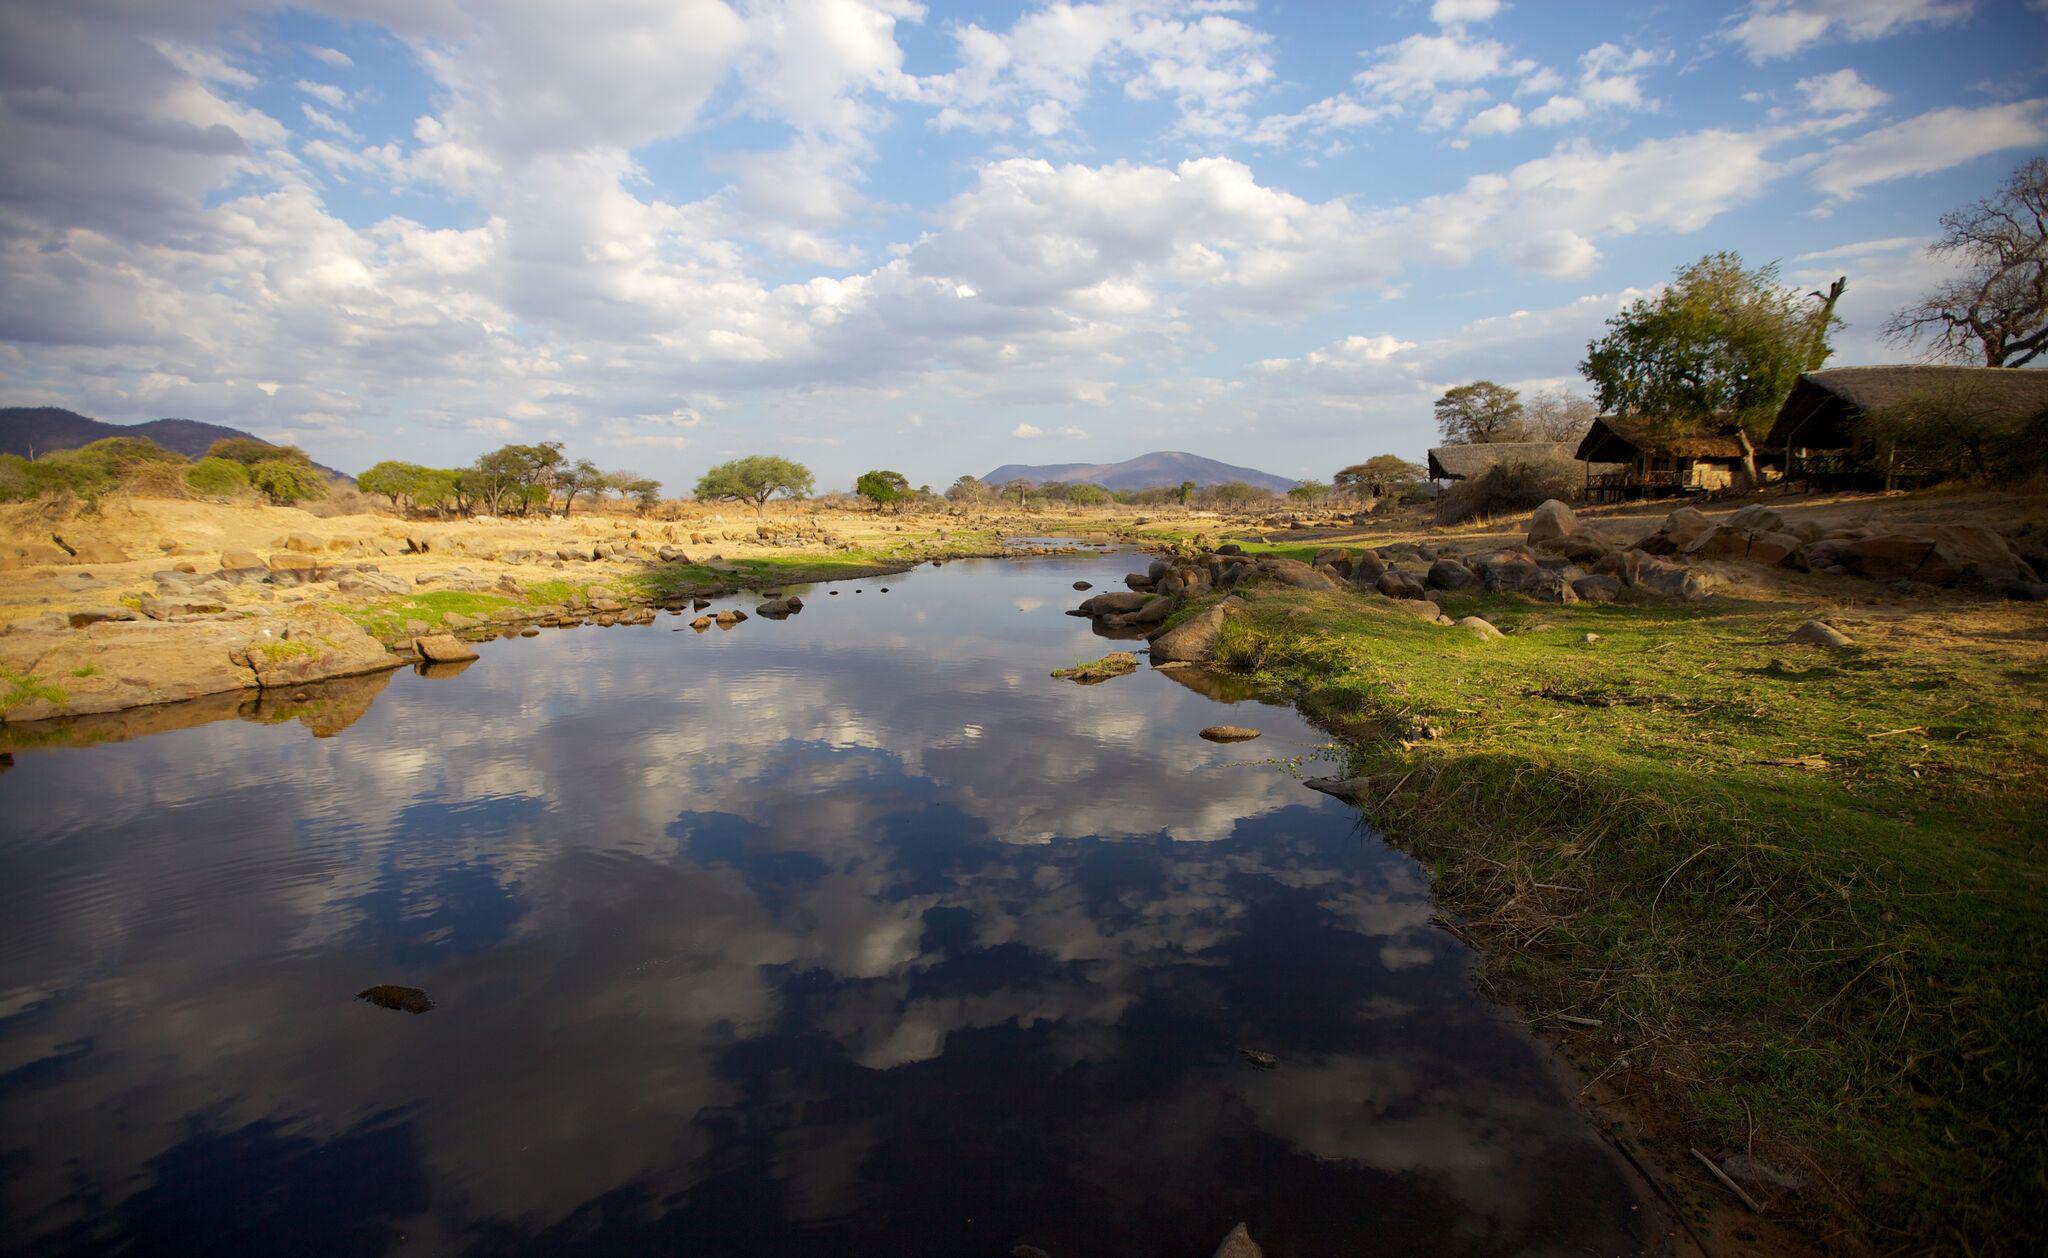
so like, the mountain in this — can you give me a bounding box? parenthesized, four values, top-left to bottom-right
(0, 407, 348, 480)
(982, 450, 1298, 494)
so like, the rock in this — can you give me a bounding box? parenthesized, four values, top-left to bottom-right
(1124, 572, 1157, 592)
(1747, 530, 1804, 566)
(656, 545, 693, 562)
(220, 548, 265, 572)
(1453, 616, 1504, 640)
(69, 542, 129, 564)
(1571, 574, 1623, 602)
(1199, 725, 1261, 742)
(337, 570, 409, 597)
(1255, 557, 1344, 591)
(2000, 579, 2048, 601)
(285, 532, 324, 553)
(411, 633, 480, 663)
(1787, 619, 1852, 648)
(1376, 569, 1429, 601)
(357, 984, 432, 1014)
(1072, 581, 1092, 590)
(756, 597, 801, 617)
(65, 607, 134, 629)
(1149, 597, 1245, 664)
(1425, 558, 1478, 591)
(1476, 556, 1576, 602)
(1348, 551, 1387, 587)
(519, 627, 540, 637)
(690, 615, 712, 630)
(1238, 1049, 1279, 1070)
(267, 552, 321, 587)
(1526, 499, 1577, 547)
(1051, 652, 1138, 683)
(139, 597, 226, 621)
(1211, 1222, 1264, 1258)
(1724, 503, 1785, 534)
(1302, 776, 1371, 803)
(1080, 591, 1151, 617)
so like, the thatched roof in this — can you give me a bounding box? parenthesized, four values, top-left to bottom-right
(1574, 416, 1749, 464)
(1426, 442, 1578, 480)
(1766, 365, 2048, 450)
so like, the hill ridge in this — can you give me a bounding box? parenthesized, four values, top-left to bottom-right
(982, 450, 1295, 493)
(0, 407, 347, 480)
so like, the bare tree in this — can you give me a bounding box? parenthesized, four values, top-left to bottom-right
(1884, 156, 2047, 367)
(1520, 389, 1599, 442)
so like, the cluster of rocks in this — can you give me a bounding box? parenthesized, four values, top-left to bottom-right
(1624, 503, 2044, 598)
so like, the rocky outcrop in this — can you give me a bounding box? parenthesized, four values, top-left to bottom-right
(2, 610, 401, 722)
(1150, 596, 1245, 663)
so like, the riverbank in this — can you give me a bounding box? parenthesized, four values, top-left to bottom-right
(0, 494, 1150, 726)
(1125, 492, 2047, 1253)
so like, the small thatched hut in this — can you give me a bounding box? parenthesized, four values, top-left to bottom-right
(1573, 417, 1753, 502)
(1426, 441, 1579, 482)
(1766, 365, 2048, 487)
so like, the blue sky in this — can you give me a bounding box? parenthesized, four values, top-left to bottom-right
(2, 0, 2044, 490)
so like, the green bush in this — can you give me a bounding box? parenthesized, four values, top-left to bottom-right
(0, 437, 183, 502)
(185, 456, 253, 496)
(249, 458, 329, 505)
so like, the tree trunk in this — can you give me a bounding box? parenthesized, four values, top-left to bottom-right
(1735, 428, 1758, 488)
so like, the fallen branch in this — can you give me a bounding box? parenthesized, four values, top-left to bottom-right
(1692, 1148, 1765, 1214)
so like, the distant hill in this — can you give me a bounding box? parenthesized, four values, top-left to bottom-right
(0, 407, 348, 480)
(982, 451, 1297, 493)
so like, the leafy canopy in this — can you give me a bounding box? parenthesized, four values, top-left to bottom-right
(696, 456, 814, 517)
(855, 469, 911, 505)
(1433, 380, 1525, 444)
(1582, 251, 1832, 436)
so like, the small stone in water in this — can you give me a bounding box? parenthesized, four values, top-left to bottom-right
(358, 984, 432, 1014)
(1200, 726, 1261, 743)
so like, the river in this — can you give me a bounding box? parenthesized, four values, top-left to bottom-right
(0, 548, 1654, 1255)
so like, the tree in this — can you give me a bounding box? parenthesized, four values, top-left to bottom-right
(1287, 480, 1328, 503)
(1885, 156, 2047, 367)
(1582, 252, 1832, 443)
(1335, 455, 1425, 498)
(695, 455, 814, 522)
(359, 460, 434, 510)
(855, 469, 911, 508)
(999, 477, 1033, 507)
(468, 441, 564, 515)
(1203, 480, 1266, 509)
(1520, 389, 1600, 442)
(1433, 381, 1526, 443)
(206, 436, 294, 466)
(945, 475, 988, 505)
(1177, 480, 1197, 507)
(249, 458, 327, 505)
(556, 458, 603, 516)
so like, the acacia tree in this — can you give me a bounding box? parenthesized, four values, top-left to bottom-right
(1519, 389, 1600, 442)
(1000, 477, 1033, 507)
(855, 469, 911, 509)
(1287, 480, 1328, 503)
(1433, 381, 1525, 443)
(695, 455, 814, 522)
(555, 458, 603, 516)
(1582, 252, 1836, 479)
(1885, 156, 2047, 367)
(1335, 455, 1425, 498)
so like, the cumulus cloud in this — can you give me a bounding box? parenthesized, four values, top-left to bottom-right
(1796, 68, 1889, 118)
(1809, 100, 2048, 198)
(1729, 0, 1974, 61)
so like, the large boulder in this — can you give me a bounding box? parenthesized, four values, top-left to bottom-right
(1526, 499, 1577, 547)
(1376, 569, 1430, 601)
(1635, 557, 1711, 601)
(232, 612, 398, 686)
(266, 552, 322, 587)
(1571, 574, 1622, 602)
(1079, 590, 1151, 617)
(1476, 555, 1577, 603)
(1254, 557, 1345, 591)
(1425, 558, 1479, 591)
(1724, 503, 1785, 535)
(1150, 596, 1245, 663)
(410, 633, 480, 663)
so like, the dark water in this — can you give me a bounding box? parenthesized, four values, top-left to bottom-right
(0, 551, 1652, 1256)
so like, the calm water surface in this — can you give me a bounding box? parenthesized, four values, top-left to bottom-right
(0, 551, 1650, 1256)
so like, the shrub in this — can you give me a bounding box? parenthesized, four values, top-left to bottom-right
(1435, 455, 1581, 524)
(0, 437, 180, 502)
(185, 456, 253, 496)
(249, 458, 329, 505)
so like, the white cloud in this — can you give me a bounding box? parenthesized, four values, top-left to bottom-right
(1796, 68, 1889, 118)
(303, 44, 353, 68)
(1527, 94, 1588, 126)
(1465, 101, 1522, 136)
(1356, 29, 1510, 100)
(1729, 0, 1974, 61)
(1430, 0, 1502, 23)
(1810, 100, 2048, 199)
(1010, 422, 1086, 439)
(296, 79, 351, 110)
(300, 104, 360, 141)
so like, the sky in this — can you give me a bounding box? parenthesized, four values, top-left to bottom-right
(1, 0, 2044, 491)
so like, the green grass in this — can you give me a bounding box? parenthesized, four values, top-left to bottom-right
(337, 590, 528, 639)
(1207, 585, 2046, 1250)
(1, 669, 67, 714)
(248, 639, 317, 662)
(69, 665, 98, 678)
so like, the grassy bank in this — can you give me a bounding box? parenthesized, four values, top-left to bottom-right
(1204, 585, 2045, 1251)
